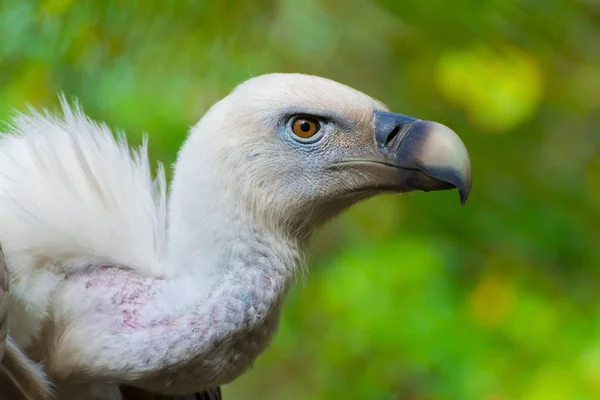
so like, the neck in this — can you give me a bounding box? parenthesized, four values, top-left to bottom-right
(136, 144, 302, 391)
(165, 134, 302, 288)
(142, 216, 300, 392)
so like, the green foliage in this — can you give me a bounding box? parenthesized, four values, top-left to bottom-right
(1, 0, 598, 398)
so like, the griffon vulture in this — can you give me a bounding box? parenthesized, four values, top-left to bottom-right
(0, 73, 471, 399)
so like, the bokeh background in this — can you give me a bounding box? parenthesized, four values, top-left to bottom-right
(1, 0, 598, 398)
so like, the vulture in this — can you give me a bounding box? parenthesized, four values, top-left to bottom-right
(0, 73, 471, 399)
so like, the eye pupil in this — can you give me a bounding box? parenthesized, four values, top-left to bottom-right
(300, 122, 311, 132)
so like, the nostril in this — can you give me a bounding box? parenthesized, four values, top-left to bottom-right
(385, 125, 401, 147)
(374, 111, 420, 149)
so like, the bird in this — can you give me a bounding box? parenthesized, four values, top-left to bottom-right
(0, 73, 471, 399)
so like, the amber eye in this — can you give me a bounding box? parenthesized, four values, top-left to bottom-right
(291, 117, 321, 140)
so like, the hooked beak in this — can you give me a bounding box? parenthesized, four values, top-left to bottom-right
(371, 111, 472, 204)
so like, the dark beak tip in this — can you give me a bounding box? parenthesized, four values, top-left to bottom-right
(458, 176, 472, 206)
(460, 190, 469, 206)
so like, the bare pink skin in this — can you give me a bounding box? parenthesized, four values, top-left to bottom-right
(79, 267, 171, 331)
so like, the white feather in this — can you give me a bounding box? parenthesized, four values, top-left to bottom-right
(0, 96, 167, 348)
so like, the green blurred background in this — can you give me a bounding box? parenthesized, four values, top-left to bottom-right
(1, 0, 598, 398)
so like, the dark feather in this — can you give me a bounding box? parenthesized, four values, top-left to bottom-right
(121, 385, 222, 400)
(0, 244, 53, 400)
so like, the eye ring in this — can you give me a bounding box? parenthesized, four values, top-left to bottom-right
(290, 117, 322, 143)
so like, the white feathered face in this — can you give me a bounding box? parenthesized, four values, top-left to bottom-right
(185, 73, 471, 237)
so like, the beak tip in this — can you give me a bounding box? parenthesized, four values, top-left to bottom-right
(458, 173, 472, 206)
(459, 190, 469, 206)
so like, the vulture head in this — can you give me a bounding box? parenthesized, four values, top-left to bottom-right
(170, 73, 471, 242)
